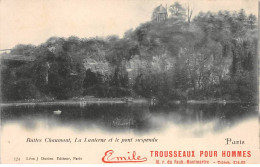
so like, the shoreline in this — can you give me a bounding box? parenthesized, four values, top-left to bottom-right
(0, 99, 248, 107)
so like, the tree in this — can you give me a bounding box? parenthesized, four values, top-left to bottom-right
(187, 2, 193, 23)
(248, 14, 257, 29)
(10, 44, 36, 56)
(237, 9, 247, 23)
(169, 2, 186, 20)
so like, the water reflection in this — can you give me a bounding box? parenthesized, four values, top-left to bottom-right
(0, 103, 257, 135)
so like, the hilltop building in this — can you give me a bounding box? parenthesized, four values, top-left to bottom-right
(155, 4, 168, 22)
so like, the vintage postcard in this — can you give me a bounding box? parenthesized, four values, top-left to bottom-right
(0, 0, 259, 164)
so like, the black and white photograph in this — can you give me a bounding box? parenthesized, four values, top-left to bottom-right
(0, 0, 259, 164)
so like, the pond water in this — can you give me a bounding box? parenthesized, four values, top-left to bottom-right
(0, 103, 257, 135)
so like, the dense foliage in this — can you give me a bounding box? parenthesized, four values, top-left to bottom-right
(1, 5, 257, 103)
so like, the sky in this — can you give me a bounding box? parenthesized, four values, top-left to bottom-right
(0, 0, 258, 49)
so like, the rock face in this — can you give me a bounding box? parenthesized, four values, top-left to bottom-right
(83, 58, 111, 75)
